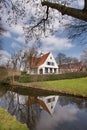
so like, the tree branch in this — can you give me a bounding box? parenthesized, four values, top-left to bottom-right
(41, 1, 87, 22)
(31, 6, 49, 30)
(83, 0, 87, 11)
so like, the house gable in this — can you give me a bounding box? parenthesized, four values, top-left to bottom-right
(38, 52, 58, 74)
(39, 52, 58, 68)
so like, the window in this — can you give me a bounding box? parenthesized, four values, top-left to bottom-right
(52, 62, 54, 66)
(47, 62, 54, 66)
(47, 62, 50, 65)
(50, 57, 52, 59)
(53, 97, 55, 101)
(47, 97, 55, 103)
(47, 98, 51, 103)
(51, 106, 53, 109)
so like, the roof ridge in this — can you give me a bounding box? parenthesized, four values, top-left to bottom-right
(30, 52, 51, 68)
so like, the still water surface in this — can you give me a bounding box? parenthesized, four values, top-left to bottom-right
(0, 87, 87, 130)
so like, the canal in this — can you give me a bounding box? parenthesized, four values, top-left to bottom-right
(0, 86, 87, 130)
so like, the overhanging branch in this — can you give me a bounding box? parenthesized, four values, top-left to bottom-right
(41, 1, 87, 22)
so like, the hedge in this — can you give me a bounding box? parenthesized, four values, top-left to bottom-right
(19, 72, 87, 83)
(0, 77, 11, 86)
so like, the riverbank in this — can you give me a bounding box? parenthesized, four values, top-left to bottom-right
(0, 77, 87, 130)
(0, 107, 28, 130)
(13, 77, 87, 98)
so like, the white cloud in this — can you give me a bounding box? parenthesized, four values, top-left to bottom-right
(0, 50, 11, 58)
(11, 42, 21, 49)
(4, 24, 24, 36)
(0, 50, 11, 65)
(41, 35, 74, 53)
(10, 24, 24, 35)
(3, 32, 12, 38)
(15, 36, 25, 43)
(36, 104, 78, 130)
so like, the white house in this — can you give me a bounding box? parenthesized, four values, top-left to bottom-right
(28, 52, 59, 74)
(38, 95, 59, 115)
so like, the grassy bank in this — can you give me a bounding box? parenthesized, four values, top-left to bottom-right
(14, 77, 87, 97)
(41, 77, 87, 97)
(0, 107, 28, 130)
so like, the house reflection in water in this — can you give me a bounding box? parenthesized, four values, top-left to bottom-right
(27, 95, 59, 115)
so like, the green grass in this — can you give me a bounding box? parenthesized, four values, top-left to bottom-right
(0, 107, 28, 130)
(41, 77, 87, 96)
(15, 77, 87, 97)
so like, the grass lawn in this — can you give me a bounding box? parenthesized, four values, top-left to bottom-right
(41, 77, 87, 96)
(15, 77, 87, 97)
(0, 107, 28, 130)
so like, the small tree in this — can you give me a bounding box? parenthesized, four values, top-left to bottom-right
(80, 48, 87, 66)
(23, 46, 38, 74)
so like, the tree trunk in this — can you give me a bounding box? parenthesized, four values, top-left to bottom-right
(84, 0, 87, 11)
(41, 1, 87, 22)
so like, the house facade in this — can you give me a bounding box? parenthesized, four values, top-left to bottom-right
(59, 62, 87, 73)
(28, 52, 59, 74)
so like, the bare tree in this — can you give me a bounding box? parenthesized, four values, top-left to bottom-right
(0, 4, 5, 50)
(56, 53, 66, 65)
(23, 46, 39, 74)
(9, 52, 21, 70)
(80, 48, 87, 66)
(56, 52, 79, 65)
(0, 3, 6, 63)
(1, 0, 87, 44)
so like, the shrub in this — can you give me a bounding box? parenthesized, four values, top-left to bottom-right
(19, 75, 32, 83)
(0, 67, 8, 81)
(19, 72, 87, 83)
(0, 77, 11, 86)
(21, 71, 27, 75)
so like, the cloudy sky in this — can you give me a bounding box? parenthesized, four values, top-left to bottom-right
(0, 0, 87, 65)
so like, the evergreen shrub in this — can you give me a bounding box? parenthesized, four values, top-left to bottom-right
(19, 72, 87, 83)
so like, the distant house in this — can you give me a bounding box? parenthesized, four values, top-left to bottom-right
(27, 52, 59, 74)
(59, 62, 87, 73)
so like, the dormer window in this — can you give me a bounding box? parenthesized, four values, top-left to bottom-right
(50, 57, 52, 59)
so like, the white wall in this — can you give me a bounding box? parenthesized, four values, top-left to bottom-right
(38, 52, 59, 74)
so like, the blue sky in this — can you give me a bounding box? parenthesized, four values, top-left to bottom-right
(1, 26, 87, 60)
(0, 0, 87, 65)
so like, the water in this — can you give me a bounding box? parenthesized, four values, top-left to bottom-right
(0, 87, 87, 130)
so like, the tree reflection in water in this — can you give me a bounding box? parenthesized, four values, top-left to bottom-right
(58, 96, 87, 109)
(0, 89, 87, 130)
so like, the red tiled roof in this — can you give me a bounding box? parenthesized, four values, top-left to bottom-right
(30, 52, 50, 68)
(37, 52, 50, 66)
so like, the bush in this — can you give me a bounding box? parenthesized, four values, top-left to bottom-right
(19, 72, 87, 83)
(21, 71, 27, 75)
(0, 77, 11, 86)
(0, 67, 8, 81)
(19, 75, 32, 83)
